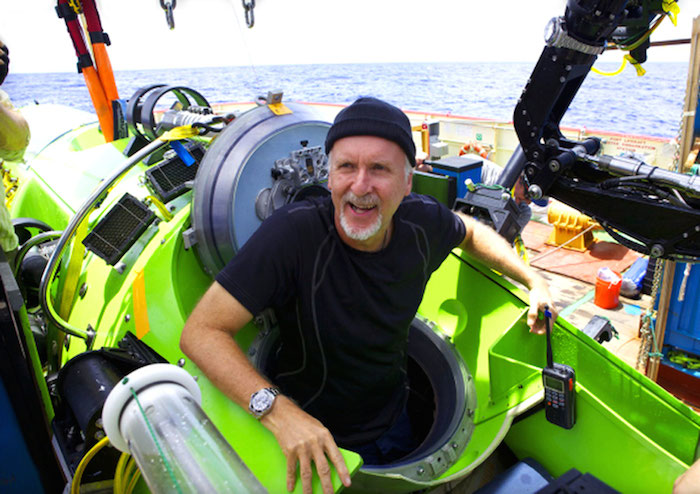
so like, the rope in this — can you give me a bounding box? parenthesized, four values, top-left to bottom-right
(591, 54, 646, 77)
(529, 224, 597, 263)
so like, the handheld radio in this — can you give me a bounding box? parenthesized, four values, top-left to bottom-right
(542, 307, 576, 429)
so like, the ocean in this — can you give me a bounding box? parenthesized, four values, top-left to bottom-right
(3, 61, 689, 139)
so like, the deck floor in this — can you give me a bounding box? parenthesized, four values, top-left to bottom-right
(535, 267, 649, 371)
(517, 214, 649, 371)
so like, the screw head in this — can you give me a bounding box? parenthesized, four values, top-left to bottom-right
(528, 185, 543, 200)
(650, 244, 664, 258)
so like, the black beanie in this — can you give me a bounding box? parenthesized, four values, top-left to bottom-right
(325, 97, 416, 167)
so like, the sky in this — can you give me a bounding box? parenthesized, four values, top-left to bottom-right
(0, 0, 697, 74)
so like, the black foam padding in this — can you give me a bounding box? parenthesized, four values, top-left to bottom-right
(145, 144, 204, 202)
(83, 193, 155, 265)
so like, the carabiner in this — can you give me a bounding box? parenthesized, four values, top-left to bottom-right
(159, 0, 177, 29)
(242, 0, 255, 28)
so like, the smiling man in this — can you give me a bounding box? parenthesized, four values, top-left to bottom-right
(181, 97, 555, 494)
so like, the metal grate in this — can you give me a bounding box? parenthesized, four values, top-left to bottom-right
(145, 144, 204, 203)
(83, 193, 156, 265)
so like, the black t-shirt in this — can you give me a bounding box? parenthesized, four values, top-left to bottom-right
(216, 193, 465, 446)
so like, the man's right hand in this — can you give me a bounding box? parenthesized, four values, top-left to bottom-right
(181, 284, 353, 493)
(261, 396, 352, 494)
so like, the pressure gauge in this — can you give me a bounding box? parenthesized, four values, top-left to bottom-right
(544, 17, 564, 46)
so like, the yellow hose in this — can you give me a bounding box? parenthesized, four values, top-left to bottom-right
(71, 437, 110, 494)
(122, 457, 137, 492)
(113, 452, 130, 494)
(125, 468, 142, 494)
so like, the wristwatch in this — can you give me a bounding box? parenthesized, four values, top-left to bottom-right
(249, 387, 280, 418)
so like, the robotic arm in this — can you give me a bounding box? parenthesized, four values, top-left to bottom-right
(459, 0, 700, 260)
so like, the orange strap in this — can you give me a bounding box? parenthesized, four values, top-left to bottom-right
(81, 65, 114, 143)
(132, 270, 151, 339)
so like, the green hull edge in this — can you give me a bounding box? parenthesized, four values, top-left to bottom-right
(6, 107, 699, 493)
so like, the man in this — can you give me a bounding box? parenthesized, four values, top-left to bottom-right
(0, 40, 29, 262)
(181, 97, 555, 494)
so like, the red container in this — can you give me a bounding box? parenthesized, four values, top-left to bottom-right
(594, 271, 622, 309)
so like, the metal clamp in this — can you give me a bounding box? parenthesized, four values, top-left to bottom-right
(545, 17, 605, 55)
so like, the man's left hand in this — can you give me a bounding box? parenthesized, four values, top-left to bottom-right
(527, 277, 557, 334)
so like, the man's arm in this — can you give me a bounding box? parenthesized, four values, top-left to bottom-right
(180, 282, 351, 494)
(456, 212, 555, 333)
(0, 40, 30, 161)
(0, 98, 30, 160)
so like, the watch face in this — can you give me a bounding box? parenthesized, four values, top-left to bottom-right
(250, 389, 274, 414)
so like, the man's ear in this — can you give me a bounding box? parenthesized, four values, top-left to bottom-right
(404, 171, 413, 196)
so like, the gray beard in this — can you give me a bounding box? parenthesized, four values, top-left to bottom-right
(339, 208, 383, 241)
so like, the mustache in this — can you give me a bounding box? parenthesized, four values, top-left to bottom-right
(342, 191, 380, 208)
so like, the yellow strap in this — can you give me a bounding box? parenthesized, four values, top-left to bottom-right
(132, 270, 151, 339)
(68, 0, 82, 14)
(514, 234, 529, 265)
(146, 195, 173, 221)
(662, 0, 680, 26)
(626, 54, 646, 76)
(2, 167, 17, 208)
(58, 218, 89, 319)
(158, 126, 199, 141)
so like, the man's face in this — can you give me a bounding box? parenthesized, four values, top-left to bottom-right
(328, 135, 413, 251)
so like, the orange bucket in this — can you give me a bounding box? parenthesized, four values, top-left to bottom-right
(594, 271, 622, 309)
